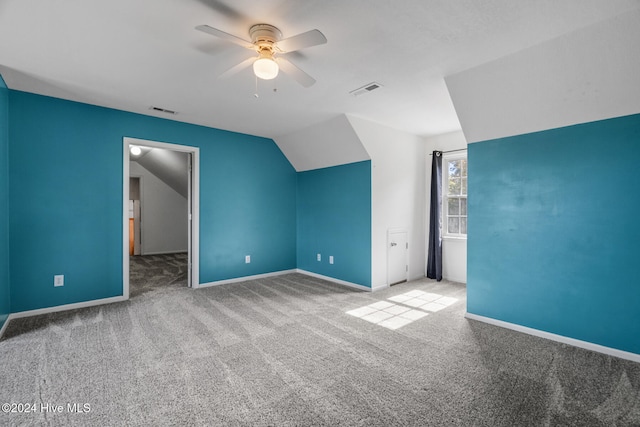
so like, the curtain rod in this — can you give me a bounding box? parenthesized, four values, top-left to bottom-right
(429, 148, 467, 156)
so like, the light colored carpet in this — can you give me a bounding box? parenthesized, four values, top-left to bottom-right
(1, 270, 639, 426)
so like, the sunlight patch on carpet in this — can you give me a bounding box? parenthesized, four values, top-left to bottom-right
(346, 291, 458, 330)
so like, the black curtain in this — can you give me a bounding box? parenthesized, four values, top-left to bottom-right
(427, 151, 443, 281)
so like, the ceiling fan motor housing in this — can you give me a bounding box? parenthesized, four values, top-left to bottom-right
(250, 24, 282, 49)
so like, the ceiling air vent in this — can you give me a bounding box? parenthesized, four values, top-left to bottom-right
(349, 82, 383, 97)
(149, 106, 177, 115)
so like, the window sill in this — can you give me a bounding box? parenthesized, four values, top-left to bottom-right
(443, 235, 467, 241)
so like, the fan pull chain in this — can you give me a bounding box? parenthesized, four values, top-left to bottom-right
(254, 76, 259, 99)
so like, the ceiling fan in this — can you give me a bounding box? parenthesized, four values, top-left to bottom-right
(196, 23, 327, 87)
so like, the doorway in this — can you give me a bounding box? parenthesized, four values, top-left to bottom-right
(387, 229, 408, 286)
(122, 137, 200, 299)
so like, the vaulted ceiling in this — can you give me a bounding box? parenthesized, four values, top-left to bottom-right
(132, 147, 189, 198)
(1, 0, 639, 140)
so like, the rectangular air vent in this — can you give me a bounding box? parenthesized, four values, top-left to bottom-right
(149, 106, 177, 115)
(349, 82, 383, 97)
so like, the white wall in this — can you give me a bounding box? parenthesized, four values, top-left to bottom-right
(273, 115, 370, 172)
(424, 131, 467, 283)
(348, 115, 427, 289)
(135, 149, 189, 197)
(129, 161, 188, 255)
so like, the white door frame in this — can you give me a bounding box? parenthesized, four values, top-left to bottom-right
(122, 137, 200, 299)
(129, 175, 143, 255)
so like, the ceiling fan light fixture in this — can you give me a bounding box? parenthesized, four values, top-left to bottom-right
(253, 56, 279, 80)
(196, 22, 324, 87)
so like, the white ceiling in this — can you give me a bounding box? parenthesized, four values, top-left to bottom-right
(448, 7, 640, 143)
(1, 0, 639, 139)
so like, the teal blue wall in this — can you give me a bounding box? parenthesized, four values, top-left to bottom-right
(468, 113, 640, 355)
(0, 75, 9, 329)
(9, 91, 297, 312)
(297, 161, 372, 287)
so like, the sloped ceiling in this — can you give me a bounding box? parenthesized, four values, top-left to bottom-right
(1, 0, 638, 142)
(446, 8, 640, 143)
(273, 115, 369, 172)
(132, 148, 189, 198)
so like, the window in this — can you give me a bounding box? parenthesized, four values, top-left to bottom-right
(443, 153, 467, 237)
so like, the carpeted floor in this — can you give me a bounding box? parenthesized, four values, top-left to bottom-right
(129, 253, 188, 298)
(1, 268, 639, 426)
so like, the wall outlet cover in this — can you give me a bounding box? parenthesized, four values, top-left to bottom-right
(317, 254, 321, 261)
(54, 275, 64, 287)
(245, 255, 251, 264)
(329, 256, 334, 264)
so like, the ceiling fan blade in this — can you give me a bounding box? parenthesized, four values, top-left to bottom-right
(218, 57, 258, 79)
(219, 56, 256, 79)
(195, 25, 254, 49)
(277, 29, 327, 53)
(276, 58, 316, 87)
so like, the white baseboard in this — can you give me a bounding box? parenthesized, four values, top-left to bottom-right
(465, 312, 640, 363)
(371, 283, 390, 292)
(197, 269, 378, 293)
(9, 296, 128, 320)
(443, 276, 467, 285)
(197, 269, 297, 288)
(0, 316, 10, 339)
(296, 269, 375, 292)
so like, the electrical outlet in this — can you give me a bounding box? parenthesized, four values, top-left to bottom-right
(317, 253, 321, 261)
(329, 256, 334, 264)
(54, 275, 64, 287)
(245, 255, 251, 264)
